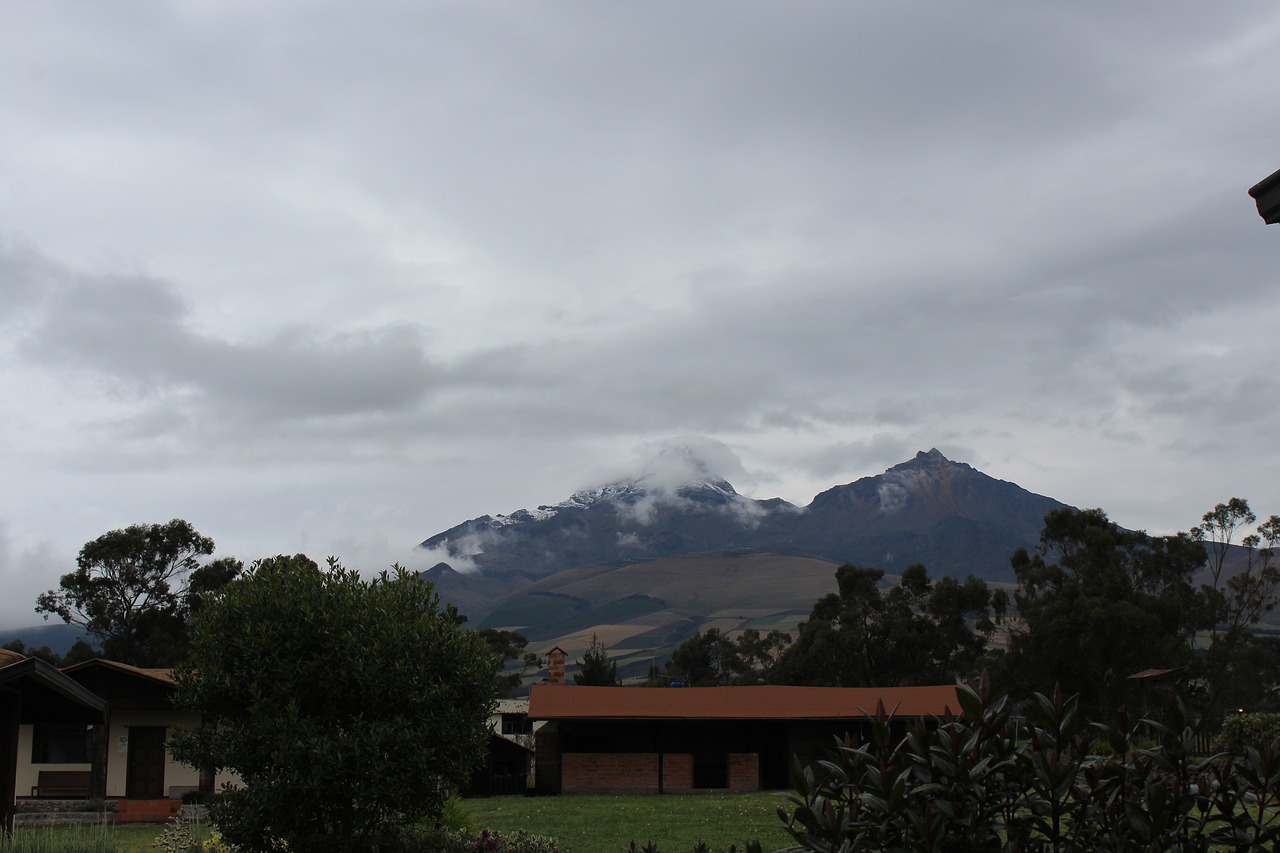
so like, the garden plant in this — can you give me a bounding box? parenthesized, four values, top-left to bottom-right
(778, 672, 1280, 852)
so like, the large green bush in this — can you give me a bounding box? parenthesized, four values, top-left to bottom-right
(169, 556, 498, 853)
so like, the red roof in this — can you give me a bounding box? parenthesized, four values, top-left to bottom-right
(528, 684, 961, 721)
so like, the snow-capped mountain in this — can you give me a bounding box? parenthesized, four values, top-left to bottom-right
(419, 448, 1065, 586)
(419, 463, 794, 581)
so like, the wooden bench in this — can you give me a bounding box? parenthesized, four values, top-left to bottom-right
(32, 770, 91, 799)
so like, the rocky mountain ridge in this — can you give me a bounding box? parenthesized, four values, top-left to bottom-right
(420, 448, 1065, 589)
(413, 448, 1071, 684)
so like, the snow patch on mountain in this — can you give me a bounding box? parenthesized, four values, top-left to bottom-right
(420, 436, 773, 563)
(485, 506, 561, 527)
(877, 481, 911, 514)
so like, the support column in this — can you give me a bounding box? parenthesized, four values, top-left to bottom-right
(1, 693, 21, 838)
(90, 712, 109, 801)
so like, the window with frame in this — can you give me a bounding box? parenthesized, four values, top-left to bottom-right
(31, 723, 93, 764)
(501, 714, 532, 736)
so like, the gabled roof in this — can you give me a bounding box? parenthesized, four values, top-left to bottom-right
(490, 732, 535, 754)
(61, 658, 175, 686)
(528, 684, 961, 721)
(0, 657, 108, 720)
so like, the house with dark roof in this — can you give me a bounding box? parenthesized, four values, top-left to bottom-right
(1, 650, 107, 836)
(4, 654, 237, 826)
(527, 649, 961, 795)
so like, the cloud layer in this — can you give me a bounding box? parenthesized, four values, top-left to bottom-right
(2, 1, 1280, 629)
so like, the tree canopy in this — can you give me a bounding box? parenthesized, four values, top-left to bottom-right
(769, 563, 997, 687)
(1189, 498, 1280, 716)
(35, 519, 241, 666)
(1, 637, 100, 667)
(169, 555, 497, 853)
(663, 626, 791, 686)
(1002, 507, 1204, 717)
(574, 632, 619, 685)
(476, 628, 542, 697)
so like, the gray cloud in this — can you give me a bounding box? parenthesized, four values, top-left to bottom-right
(2, 1, 1280, 628)
(15, 256, 438, 423)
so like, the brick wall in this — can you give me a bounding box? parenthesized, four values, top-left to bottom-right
(662, 753, 692, 792)
(562, 753, 659, 795)
(546, 648, 566, 686)
(557, 751, 761, 795)
(728, 753, 759, 792)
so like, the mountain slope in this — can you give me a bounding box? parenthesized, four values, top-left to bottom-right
(421, 475, 798, 579)
(789, 449, 1065, 576)
(420, 448, 1064, 586)
(418, 448, 1069, 687)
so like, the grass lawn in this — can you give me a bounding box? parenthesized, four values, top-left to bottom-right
(13, 795, 792, 853)
(104, 824, 211, 853)
(2, 823, 190, 853)
(467, 792, 793, 853)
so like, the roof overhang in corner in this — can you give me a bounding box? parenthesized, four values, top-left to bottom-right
(1248, 168, 1280, 225)
(0, 657, 108, 720)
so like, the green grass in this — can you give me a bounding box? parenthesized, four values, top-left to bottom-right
(11, 795, 790, 853)
(4, 823, 212, 853)
(0, 823, 115, 853)
(467, 792, 792, 853)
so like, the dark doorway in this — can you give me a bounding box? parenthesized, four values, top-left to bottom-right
(126, 726, 166, 799)
(692, 753, 728, 789)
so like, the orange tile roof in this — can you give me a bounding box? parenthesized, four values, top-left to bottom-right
(0, 648, 26, 667)
(528, 684, 961, 720)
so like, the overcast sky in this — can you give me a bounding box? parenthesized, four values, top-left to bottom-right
(3, 1, 1280, 631)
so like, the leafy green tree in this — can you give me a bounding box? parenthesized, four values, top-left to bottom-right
(664, 627, 792, 686)
(573, 633, 618, 685)
(769, 563, 997, 688)
(0, 638, 60, 665)
(60, 638, 101, 666)
(1193, 498, 1280, 641)
(1003, 507, 1203, 718)
(666, 627, 743, 686)
(730, 627, 792, 683)
(1190, 499, 1280, 715)
(169, 555, 497, 853)
(477, 628, 542, 697)
(35, 519, 241, 666)
(0, 637, 101, 667)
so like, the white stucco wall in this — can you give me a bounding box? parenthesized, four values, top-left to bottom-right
(16, 711, 237, 799)
(13, 725, 88, 799)
(106, 710, 201, 798)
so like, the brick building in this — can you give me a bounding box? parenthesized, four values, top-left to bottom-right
(528, 649, 960, 795)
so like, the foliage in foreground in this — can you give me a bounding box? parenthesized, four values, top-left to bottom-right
(780, 673, 1280, 852)
(169, 555, 498, 853)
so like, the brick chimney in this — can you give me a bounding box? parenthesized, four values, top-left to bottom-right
(546, 646, 567, 686)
